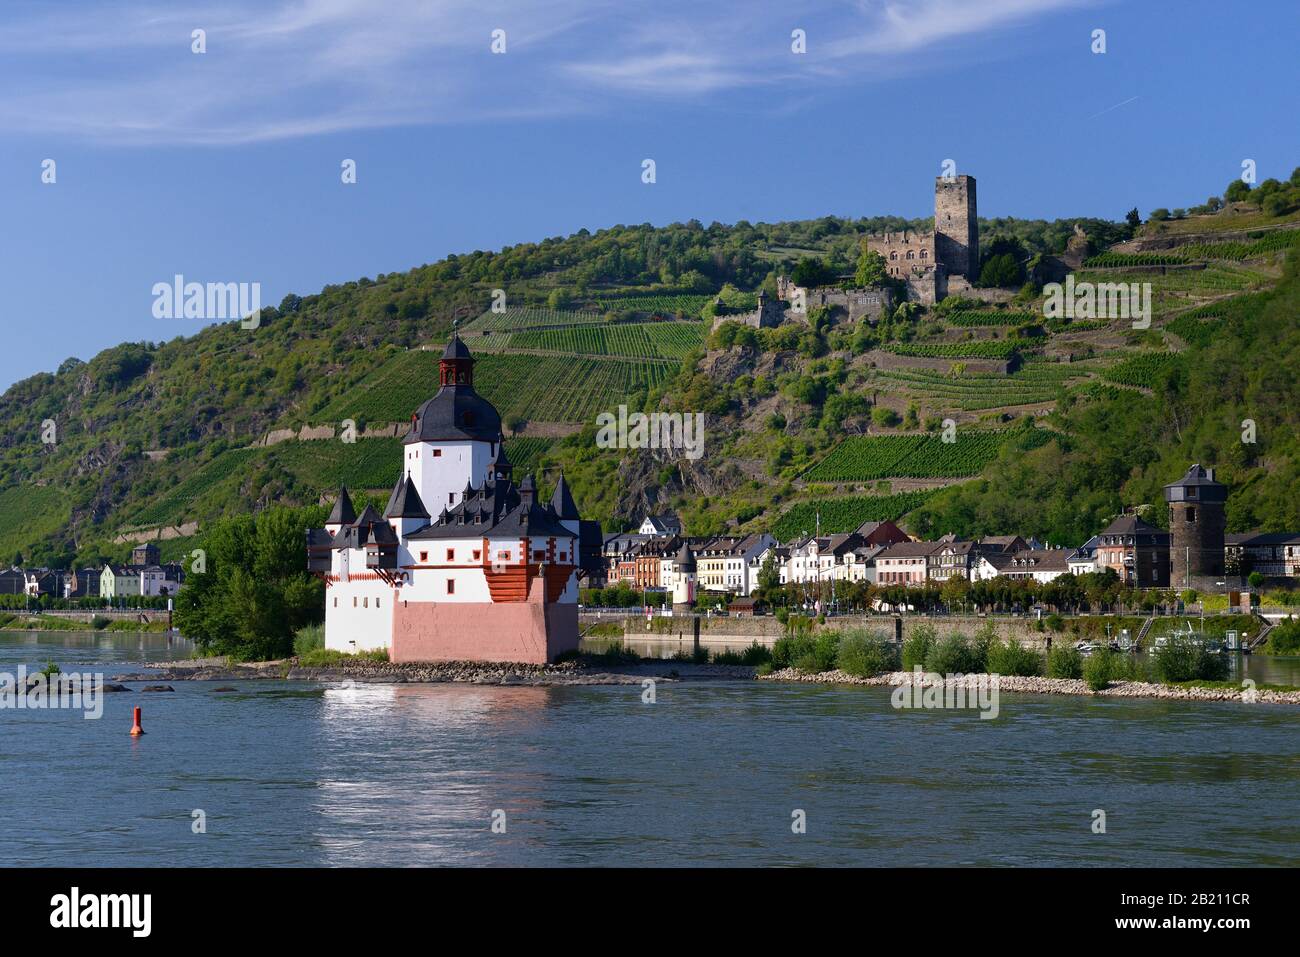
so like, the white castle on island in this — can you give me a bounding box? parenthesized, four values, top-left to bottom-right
(306, 335, 600, 663)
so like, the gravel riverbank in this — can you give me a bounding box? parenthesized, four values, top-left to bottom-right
(758, 667, 1300, 705)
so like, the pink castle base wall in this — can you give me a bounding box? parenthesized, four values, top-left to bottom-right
(391, 599, 579, 665)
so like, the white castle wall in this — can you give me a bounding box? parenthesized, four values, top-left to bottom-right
(406, 438, 497, 516)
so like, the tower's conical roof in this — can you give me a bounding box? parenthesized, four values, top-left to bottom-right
(550, 473, 579, 520)
(327, 486, 356, 526)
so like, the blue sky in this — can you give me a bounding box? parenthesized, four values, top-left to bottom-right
(1, 0, 1297, 389)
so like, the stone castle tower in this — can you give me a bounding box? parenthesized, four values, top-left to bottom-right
(1163, 464, 1227, 587)
(934, 175, 978, 282)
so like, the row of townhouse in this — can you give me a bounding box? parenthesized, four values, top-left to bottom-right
(599, 469, 1300, 601)
(599, 525, 777, 597)
(0, 545, 186, 601)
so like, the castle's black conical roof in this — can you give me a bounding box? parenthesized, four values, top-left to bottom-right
(384, 474, 430, 520)
(327, 486, 356, 526)
(550, 473, 579, 520)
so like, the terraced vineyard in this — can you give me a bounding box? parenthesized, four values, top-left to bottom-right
(871, 361, 1087, 411)
(945, 310, 1039, 327)
(0, 484, 71, 558)
(476, 353, 673, 421)
(316, 350, 673, 424)
(885, 339, 1036, 360)
(462, 306, 605, 333)
(587, 293, 713, 317)
(1176, 229, 1300, 261)
(770, 489, 939, 540)
(1100, 352, 1182, 388)
(805, 429, 1053, 482)
(504, 321, 704, 359)
(1083, 251, 1189, 268)
(128, 447, 262, 526)
(501, 436, 553, 474)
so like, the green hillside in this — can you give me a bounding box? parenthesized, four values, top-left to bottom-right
(3, 167, 1300, 567)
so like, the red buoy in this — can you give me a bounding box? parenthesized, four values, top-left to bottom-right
(130, 706, 144, 736)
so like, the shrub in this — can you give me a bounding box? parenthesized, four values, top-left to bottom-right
(1046, 645, 1084, 679)
(1264, 618, 1300, 655)
(90, 615, 112, 631)
(902, 624, 936, 670)
(793, 632, 841, 674)
(1152, 636, 1229, 683)
(713, 642, 772, 666)
(772, 633, 813, 669)
(986, 639, 1043, 677)
(835, 629, 899, 677)
(925, 634, 982, 675)
(1045, 613, 1065, 632)
(1083, 649, 1114, 691)
(1108, 653, 1150, 683)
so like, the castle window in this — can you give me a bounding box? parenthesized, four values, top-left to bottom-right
(447, 579, 455, 595)
(1186, 507, 1197, 523)
(534, 550, 546, 561)
(420, 551, 428, 563)
(376, 598, 381, 608)
(906, 250, 915, 260)
(364, 597, 368, 608)
(353, 597, 357, 608)
(446, 549, 455, 561)
(889, 251, 897, 261)
(333, 598, 337, 607)
(472, 549, 481, 561)
(920, 249, 927, 259)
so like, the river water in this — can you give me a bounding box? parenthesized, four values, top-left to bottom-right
(2, 630, 1298, 867)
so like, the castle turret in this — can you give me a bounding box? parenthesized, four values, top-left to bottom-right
(325, 486, 356, 536)
(671, 543, 696, 612)
(1164, 464, 1227, 587)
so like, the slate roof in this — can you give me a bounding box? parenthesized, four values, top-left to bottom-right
(403, 337, 502, 444)
(550, 473, 579, 520)
(384, 474, 429, 520)
(407, 474, 574, 541)
(327, 486, 356, 526)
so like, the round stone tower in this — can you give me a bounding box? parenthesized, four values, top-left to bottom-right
(1163, 464, 1227, 587)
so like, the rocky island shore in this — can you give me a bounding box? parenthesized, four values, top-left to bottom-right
(117, 657, 756, 687)
(759, 667, 1300, 705)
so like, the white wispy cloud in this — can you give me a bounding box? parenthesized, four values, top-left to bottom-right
(0, 0, 1096, 144)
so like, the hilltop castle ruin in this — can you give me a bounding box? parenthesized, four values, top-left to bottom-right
(864, 174, 979, 305)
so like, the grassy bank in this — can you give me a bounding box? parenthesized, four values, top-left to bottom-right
(0, 612, 172, 633)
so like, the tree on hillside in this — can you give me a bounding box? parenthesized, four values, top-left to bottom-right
(1224, 179, 1252, 203)
(854, 245, 888, 287)
(791, 257, 837, 289)
(1125, 207, 1141, 229)
(174, 505, 325, 661)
